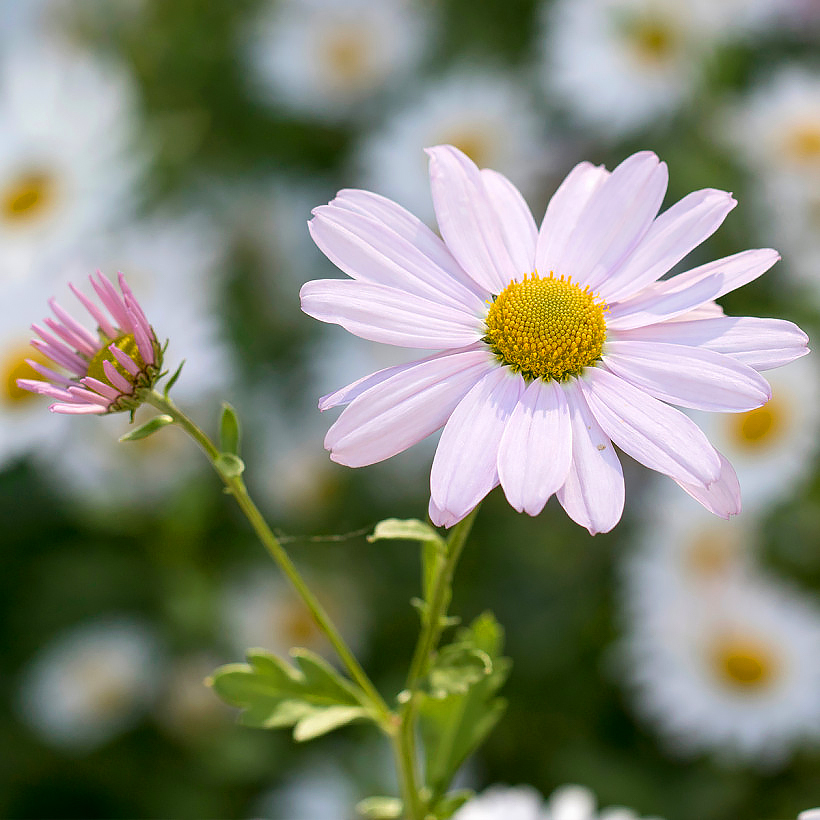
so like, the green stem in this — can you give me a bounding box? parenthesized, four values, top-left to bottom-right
(398, 505, 481, 819)
(144, 390, 393, 730)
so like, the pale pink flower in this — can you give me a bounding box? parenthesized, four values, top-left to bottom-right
(17, 272, 161, 415)
(301, 147, 809, 533)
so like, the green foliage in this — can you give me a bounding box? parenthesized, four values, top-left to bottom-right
(355, 796, 404, 819)
(208, 648, 373, 742)
(430, 789, 474, 819)
(219, 402, 241, 455)
(418, 612, 511, 803)
(118, 414, 174, 441)
(162, 359, 185, 397)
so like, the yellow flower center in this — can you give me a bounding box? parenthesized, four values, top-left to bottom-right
(711, 636, 778, 691)
(484, 273, 607, 381)
(322, 25, 372, 89)
(1, 343, 50, 406)
(686, 530, 739, 580)
(728, 397, 787, 451)
(2, 169, 55, 223)
(623, 15, 678, 65)
(87, 333, 144, 391)
(442, 128, 494, 170)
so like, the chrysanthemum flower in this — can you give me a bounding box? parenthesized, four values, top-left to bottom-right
(17, 271, 161, 414)
(301, 147, 809, 533)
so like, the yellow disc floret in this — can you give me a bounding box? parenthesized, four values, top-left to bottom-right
(483, 272, 607, 381)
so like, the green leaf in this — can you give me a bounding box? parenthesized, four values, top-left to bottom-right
(219, 402, 241, 455)
(119, 414, 174, 442)
(418, 612, 511, 802)
(208, 648, 372, 741)
(214, 452, 245, 478)
(428, 643, 493, 698)
(356, 796, 403, 819)
(367, 518, 446, 605)
(432, 790, 474, 819)
(163, 359, 185, 397)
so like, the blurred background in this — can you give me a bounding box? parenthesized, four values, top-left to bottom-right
(2, 0, 820, 818)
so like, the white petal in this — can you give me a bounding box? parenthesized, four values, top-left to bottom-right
(535, 161, 609, 275)
(325, 349, 497, 466)
(674, 450, 741, 518)
(606, 273, 723, 330)
(427, 145, 518, 294)
(497, 379, 572, 516)
(599, 189, 737, 303)
(300, 279, 482, 348)
(430, 366, 525, 523)
(579, 367, 721, 486)
(479, 167, 538, 276)
(603, 341, 771, 412)
(611, 316, 810, 371)
(555, 152, 668, 291)
(556, 380, 624, 535)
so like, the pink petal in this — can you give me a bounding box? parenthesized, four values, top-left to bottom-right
(309, 203, 486, 312)
(556, 380, 624, 535)
(603, 341, 771, 412)
(673, 450, 741, 518)
(125, 307, 155, 365)
(102, 360, 132, 394)
(44, 316, 96, 358)
(67, 386, 111, 407)
(30, 338, 87, 377)
(497, 378, 572, 516)
(90, 272, 130, 330)
(15, 379, 72, 400)
(479, 168, 538, 277)
(47, 299, 99, 353)
(579, 367, 721, 487)
(325, 349, 497, 467)
(81, 376, 122, 401)
(319, 345, 481, 410)
(611, 317, 809, 372)
(70, 281, 117, 338)
(50, 402, 107, 415)
(599, 189, 737, 303)
(108, 344, 141, 377)
(300, 279, 483, 349)
(535, 161, 609, 277)
(427, 145, 518, 294)
(429, 494, 485, 528)
(554, 152, 668, 292)
(331, 188, 486, 300)
(606, 273, 723, 330)
(118, 273, 151, 335)
(26, 359, 72, 386)
(430, 366, 525, 524)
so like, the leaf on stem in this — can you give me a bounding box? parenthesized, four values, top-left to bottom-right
(207, 648, 373, 741)
(355, 796, 404, 819)
(162, 359, 185, 397)
(418, 612, 511, 802)
(215, 452, 245, 478)
(219, 402, 241, 455)
(118, 414, 174, 442)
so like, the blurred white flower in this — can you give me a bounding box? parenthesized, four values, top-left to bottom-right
(689, 356, 820, 510)
(620, 572, 820, 764)
(453, 783, 662, 820)
(799, 810, 820, 820)
(0, 38, 142, 284)
(18, 616, 161, 751)
(242, 0, 431, 121)
(540, 0, 708, 136)
(358, 67, 549, 223)
(220, 566, 367, 661)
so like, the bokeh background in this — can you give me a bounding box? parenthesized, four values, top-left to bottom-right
(2, 1, 820, 818)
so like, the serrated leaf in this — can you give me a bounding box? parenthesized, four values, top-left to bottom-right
(208, 647, 372, 741)
(119, 414, 174, 442)
(214, 452, 245, 478)
(219, 402, 241, 455)
(428, 643, 492, 698)
(418, 612, 511, 802)
(356, 796, 403, 819)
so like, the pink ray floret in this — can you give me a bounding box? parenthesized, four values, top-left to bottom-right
(301, 145, 810, 533)
(17, 272, 161, 415)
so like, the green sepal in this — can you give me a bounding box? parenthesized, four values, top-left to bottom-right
(215, 452, 245, 479)
(355, 796, 403, 819)
(368, 518, 446, 605)
(207, 648, 372, 742)
(431, 790, 474, 819)
(118, 414, 174, 442)
(418, 612, 511, 802)
(219, 402, 241, 455)
(163, 359, 185, 397)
